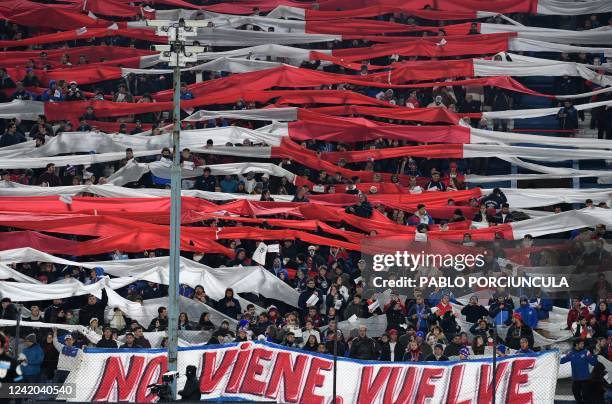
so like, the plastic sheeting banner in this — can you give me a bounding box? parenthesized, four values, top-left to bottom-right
(63, 341, 559, 403)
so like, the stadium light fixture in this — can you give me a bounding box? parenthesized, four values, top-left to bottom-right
(145, 18, 205, 400)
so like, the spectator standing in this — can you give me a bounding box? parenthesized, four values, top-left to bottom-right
(349, 326, 377, 360)
(561, 339, 598, 404)
(52, 329, 80, 383)
(21, 333, 43, 382)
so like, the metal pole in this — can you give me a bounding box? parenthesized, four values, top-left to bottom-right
(491, 326, 497, 404)
(332, 317, 338, 404)
(14, 304, 21, 356)
(167, 23, 182, 400)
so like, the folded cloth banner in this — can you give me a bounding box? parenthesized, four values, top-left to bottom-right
(104, 292, 239, 333)
(0, 127, 284, 158)
(120, 57, 282, 77)
(0, 319, 215, 348)
(483, 99, 612, 120)
(0, 248, 300, 307)
(107, 161, 294, 186)
(197, 44, 330, 64)
(185, 107, 298, 122)
(62, 341, 560, 403)
(192, 27, 340, 46)
(480, 22, 612, 45)
(509, 37, 612, 58)
(511, 207, 612, 239)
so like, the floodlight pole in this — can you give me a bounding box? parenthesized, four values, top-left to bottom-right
(168, 22, 182, 400)
(147, 18, 205, 399)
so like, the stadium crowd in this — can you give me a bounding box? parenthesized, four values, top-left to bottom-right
(0, 2, 610, 403)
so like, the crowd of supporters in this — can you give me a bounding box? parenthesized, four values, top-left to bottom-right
(0, 2, 610, 403)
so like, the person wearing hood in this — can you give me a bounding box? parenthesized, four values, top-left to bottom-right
(40, 80, 63, 102)
(515, 296, 538, 329)
(178, 365, 201, 401)
(489, 294, 514, 326)
(217, 288, 241, 319)
(271, 257, 288, 279)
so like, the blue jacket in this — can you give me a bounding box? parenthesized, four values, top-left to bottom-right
(560, 349, 597, 381)
(516, 305, 538, 329)
(489, 301, 513, 326)
(530, 296, 552, 320)
(21, 343, 44, 377)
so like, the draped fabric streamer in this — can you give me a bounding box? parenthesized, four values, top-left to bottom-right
(1, 181, 609, 209)
(0, 248, 300, 306)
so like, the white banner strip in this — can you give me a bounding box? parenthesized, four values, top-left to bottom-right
(122, 57, 282, 76)
(107, 160, 294, 185)
(537, 0, 612, 15)
(184, 107, 297, 122)
(0, 248, 299, 306)
(481, 23, 612, 45)
(511, 207, 612, 238)
(0, 127, 284, 159)
(192, 28, 339, 46)
(483, 99, 612, 120)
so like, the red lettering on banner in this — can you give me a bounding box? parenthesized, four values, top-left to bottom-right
(92, 356, 146, 401)
(135, 356, 168, 403)
(384, 367, 417, 403)
(447, 365, 470, 404)
(506, 359, 535, 404)
(414, 368, 444, 404)
(265, 351, 308, 402)
(239, 347, 274, 396)
(477, 362, 510, 403)
(301, 357, 333, 404)
(357, 366, 392, 404)
(199, 348, 239, 394)
(225, 344, 252, 394)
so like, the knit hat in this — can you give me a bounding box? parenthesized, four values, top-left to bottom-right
(497, 344, 507, 354)
(459, 347, 470, 357)
(416, 331, 425, 339)
(25, 333, 36, 344)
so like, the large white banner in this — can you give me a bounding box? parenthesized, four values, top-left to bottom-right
(63, 341, 559, 403)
